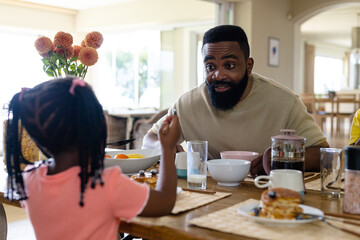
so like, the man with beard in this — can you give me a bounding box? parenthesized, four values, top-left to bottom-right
(142, 25, 329, 176)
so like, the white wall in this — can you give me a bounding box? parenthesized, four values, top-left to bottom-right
(233, 0, 294, 89)
(233, 1, 252, 46)
(0, 3, 76, 32)
(76, 0, 215, 33)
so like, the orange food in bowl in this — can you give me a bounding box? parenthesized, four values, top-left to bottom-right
(115, 153, 129, 159)
(105, 154, 112, 158)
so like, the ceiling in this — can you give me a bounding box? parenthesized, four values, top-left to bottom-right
(19, 0, 134, 10)
(301, 5, 360, 48)
(15, 0, 360, 48)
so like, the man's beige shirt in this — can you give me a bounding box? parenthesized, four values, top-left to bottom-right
(149, 73, 328, 159)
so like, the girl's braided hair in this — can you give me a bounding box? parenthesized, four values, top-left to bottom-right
(5, 77, 107, 206)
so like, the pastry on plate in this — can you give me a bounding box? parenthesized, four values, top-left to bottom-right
(130, 169, 158, 188)
(251, 187, 303, 219)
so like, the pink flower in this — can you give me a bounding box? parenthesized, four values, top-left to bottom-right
(84, 31, 103, 49)
(78, 47, 98, 66)
(73, 45, 82, 59)
(34, 36, 53, 54)
(53, 31, 73, 48)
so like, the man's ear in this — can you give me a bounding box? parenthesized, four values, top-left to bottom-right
(246, 58, 254, 75)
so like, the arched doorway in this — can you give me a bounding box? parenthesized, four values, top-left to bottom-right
(292, 1, 360, 142)
(292, 1, 360, 95)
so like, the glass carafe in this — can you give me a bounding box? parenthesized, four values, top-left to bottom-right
(271, 129, 306, 174)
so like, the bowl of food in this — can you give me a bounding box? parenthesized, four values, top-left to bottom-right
(207, 159, 250, 186)
(104, 148, 161, 174)
(220, 151, 260, 161)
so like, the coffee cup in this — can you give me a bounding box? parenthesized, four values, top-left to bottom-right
(175, 152, 187, 178)
(254, 169, 305, 201)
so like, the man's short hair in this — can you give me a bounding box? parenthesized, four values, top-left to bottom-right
(202, 25, 250, 59)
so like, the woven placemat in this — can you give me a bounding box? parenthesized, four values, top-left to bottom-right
(130, 190, 232, 227)
(305, 178, 321, 191)
(188, 198, 359, 240)
(172, 190, 231, 214)
(305, 178, 344, 192)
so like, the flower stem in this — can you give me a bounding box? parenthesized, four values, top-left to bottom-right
(81, 66, 88, 79)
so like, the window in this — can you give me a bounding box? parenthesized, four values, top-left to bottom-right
(0, 29, 47, 154)
(314, 56, 345, 94)
(197, 39, 204, 86)
(94, 31, 161, 112)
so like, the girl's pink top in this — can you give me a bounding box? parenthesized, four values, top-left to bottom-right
(21, 164, 149, 240)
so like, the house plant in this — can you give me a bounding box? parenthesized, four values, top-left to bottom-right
(34, 30, 103, 79)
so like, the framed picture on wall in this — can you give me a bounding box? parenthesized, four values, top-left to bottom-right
(268, 37, 280, 67)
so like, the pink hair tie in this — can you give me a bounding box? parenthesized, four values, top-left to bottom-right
(69, 78, 86, 96)
(19, 87, 29, 102)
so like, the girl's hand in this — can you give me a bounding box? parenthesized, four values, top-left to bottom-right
(158, 115, 181, 150)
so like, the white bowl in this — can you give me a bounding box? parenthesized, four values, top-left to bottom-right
(207, 159, 250, 186)
(104, 148, 161, 174)
(220, 151, 259, 161)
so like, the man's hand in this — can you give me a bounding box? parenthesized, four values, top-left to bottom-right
(250, 147, 271, 177)
(250, 154, 264, 177)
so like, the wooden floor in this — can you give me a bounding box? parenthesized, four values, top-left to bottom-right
(322, 117, 351, 149)
(1, 117, 352, 240)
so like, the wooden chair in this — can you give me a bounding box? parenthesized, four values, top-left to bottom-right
(131, 109, 168, 149)
(315, 94, 335, 133)
(104, 111, 128, 149)
(300, 93, 334, 132)
(0, 203, 7, 240)
(335, 94, 357, 135)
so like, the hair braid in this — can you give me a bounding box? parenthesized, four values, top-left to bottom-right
(5, 77, 107, 206)
(6, 93, 31, 201)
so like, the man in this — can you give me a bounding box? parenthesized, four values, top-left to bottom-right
(142, 25, 329, 176)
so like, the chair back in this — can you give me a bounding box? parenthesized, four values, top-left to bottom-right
(300, 93, 316, 114)
(336, 93, 357, 114)
(104, 111, 127, 149)
(0, 203, 7, 240)
(132, 109, 169, 149)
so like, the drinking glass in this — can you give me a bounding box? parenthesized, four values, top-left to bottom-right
(187, 140, 208, 190)
(320, 148, 344, 199)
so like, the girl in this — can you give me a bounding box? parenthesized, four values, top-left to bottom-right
(5, 77, 180, 240)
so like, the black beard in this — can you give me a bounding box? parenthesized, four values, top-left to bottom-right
(206, 71, 249, 111)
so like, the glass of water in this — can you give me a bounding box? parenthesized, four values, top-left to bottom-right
(320, 148, 344, 199)
(187, 140, 208, 190)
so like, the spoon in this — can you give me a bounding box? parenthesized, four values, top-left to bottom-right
(296, 213, 360, 237)
(297, 213, 360, 225)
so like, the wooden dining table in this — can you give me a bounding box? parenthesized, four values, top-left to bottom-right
(0, 166, 354, 240)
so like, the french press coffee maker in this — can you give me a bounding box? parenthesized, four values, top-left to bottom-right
(271, 129, 306, 173)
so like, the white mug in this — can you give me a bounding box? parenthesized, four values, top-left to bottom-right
(175, 152, 187, 179)
(254, 169, 305, 200)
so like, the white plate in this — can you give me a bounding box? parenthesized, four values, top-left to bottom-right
(104, 148, 161, 174)
(237, 203, 324, 226)
(177, 187, 182, 194)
